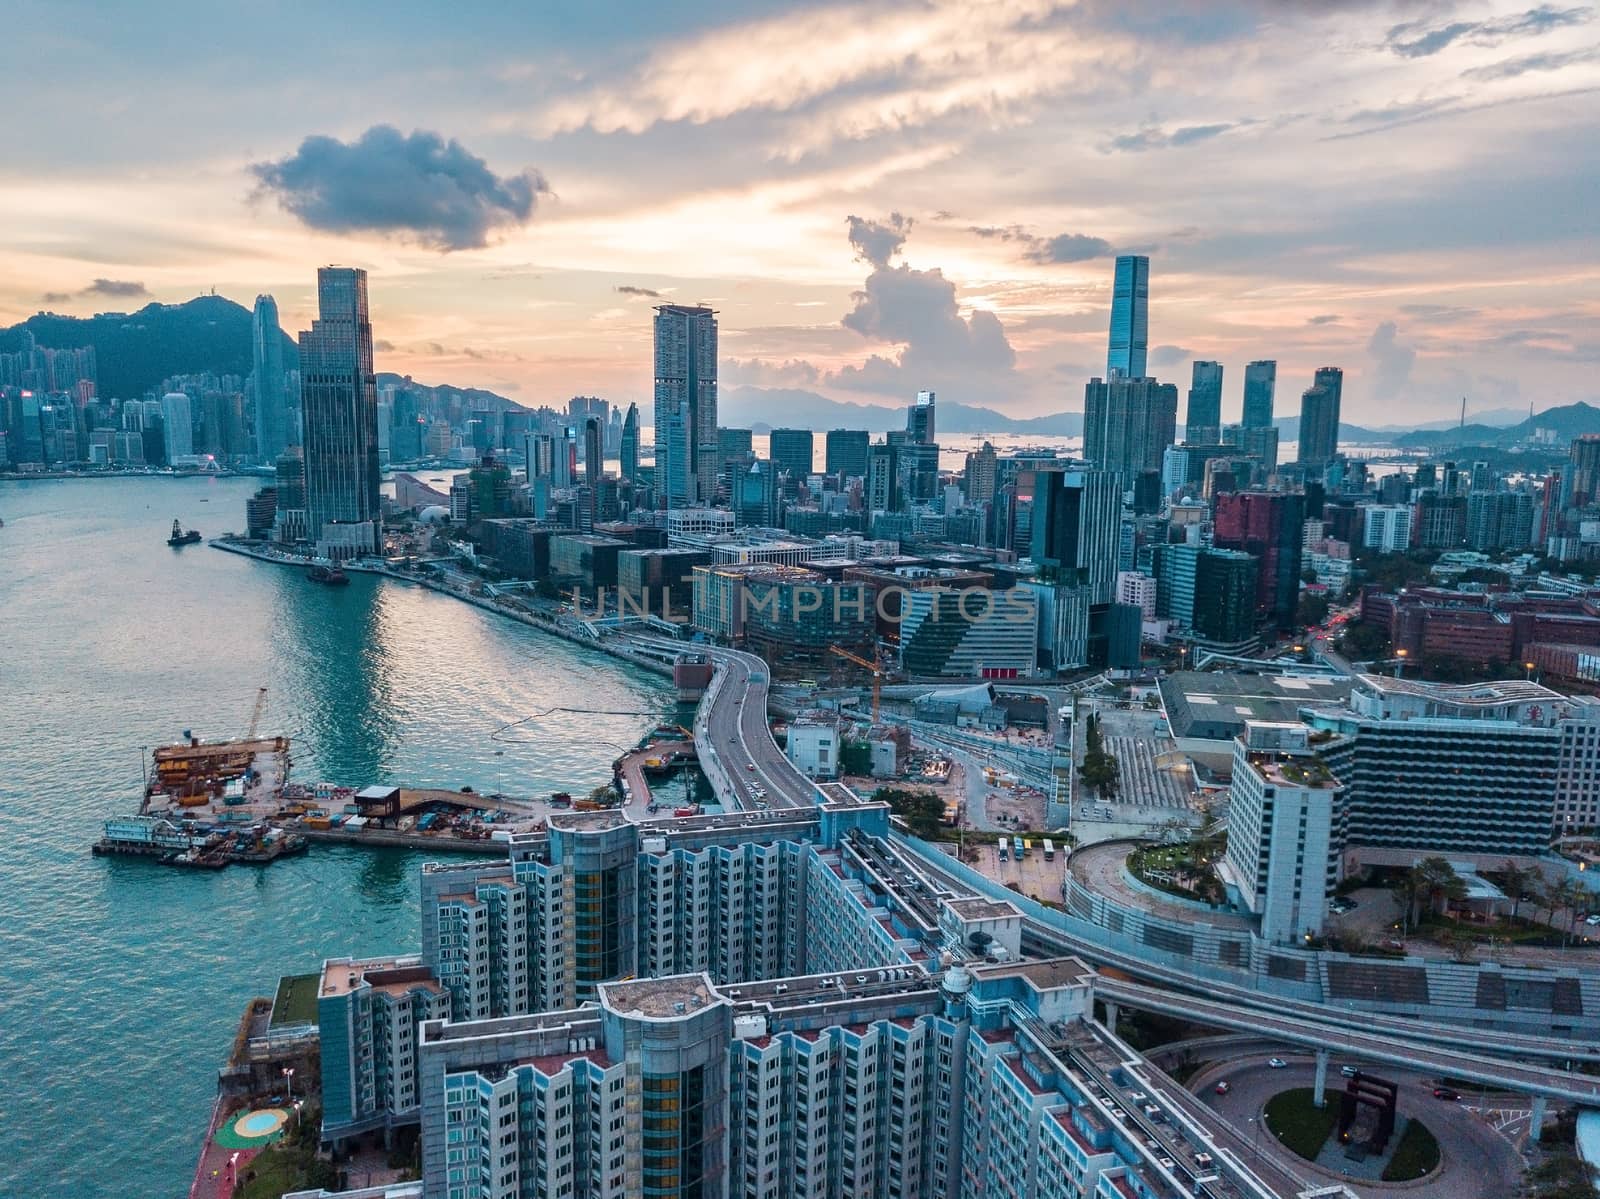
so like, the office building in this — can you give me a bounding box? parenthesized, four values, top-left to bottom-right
(620, 402, 640, 483)
(897, 440, 940, 504)
(899, 586, 1038, 678)
(1241, 360, 1276, 429)
(1211, 491, 1305, 631)
(252, 294, 291, 462)
(654, 305, 719, 507)
(300, 266, 381, 556)
(866, 441, 900, 513)
(1296, 367, 1343, 468)
(1221, 422, 1279, 475)
(908, 389, 936, 442)
(1185, 360, 1223, 445)
(161, 391, 193, 461)
(1223, 723, 1340, 944)
(1105, 254, 1149, 378)
(768, 428, 814, 484)
(824, 428, 870, 479)
(1029, 469, 1121, 603)
(583, 416, 603, 490)
(1192, 549, 1259, 650)
(733, 458, 780, 529)
(1082, 376, 1177, 475)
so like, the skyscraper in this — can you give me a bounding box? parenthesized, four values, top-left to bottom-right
(866, 441, 900, 513)
(908, 390, 936, 443)
(161, 391, 192, 461)
(963, 440, 998, 508)
(1106, 254, 1150, 378)
(1185, 360, 1223, 444)
(251, 295, 290, 463)
(1212, 490, 1306, 631)
(1242, 359, 1277, 429)
(824, 429, 870, 479)
(583, 415, 603, 489)
(653, 304, 718, 507)
(1029, 468, 1121, 602)
(1297, 366, 1344, 467)
(300, 266, 380, 555)
(1082, 375, 1178, 475)
(768, 428, 814, 483)
(620, 403, 640, 483)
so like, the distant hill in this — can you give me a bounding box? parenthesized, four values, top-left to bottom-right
(1395, 401, 1600, 450)
(0, 295, 298, 400)
(721, 385, 1083, 436)
(375, 373, 525, 413)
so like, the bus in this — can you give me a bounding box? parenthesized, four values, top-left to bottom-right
(1042, 839, 1055, 861)
(1012, 836, 1024, 859)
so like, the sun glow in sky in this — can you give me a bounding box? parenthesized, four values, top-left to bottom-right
(2, 0, 1597, 424)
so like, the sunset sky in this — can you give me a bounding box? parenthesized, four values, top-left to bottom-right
(2, 0, 1596, 424)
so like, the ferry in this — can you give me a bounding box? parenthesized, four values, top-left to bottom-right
(167, 518, 202, 547)
(307, 564, 350, 585)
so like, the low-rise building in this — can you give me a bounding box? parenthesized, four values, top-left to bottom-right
(786, 710, 843, 779)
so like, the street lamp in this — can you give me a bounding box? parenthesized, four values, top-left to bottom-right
(283, 1066, 295, 1104)
(1394, 648, 1408, 679)
(495, 748, 505, 799)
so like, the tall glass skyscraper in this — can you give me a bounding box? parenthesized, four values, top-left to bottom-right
(1297, 366, 1344, 467)
(252, 294, 290, 463)
(620, 402, 640, 483)
(653, 304, 718, 508)
(908, 389, 936, 442)
(300, 267, 380, 554)
(1242, 359, 1277, 429)
(1185, 360, 1223, 444)
(1106, 254, 1150, 378)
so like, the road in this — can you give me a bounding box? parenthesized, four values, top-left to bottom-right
(1193, 1055, 1525, 1199)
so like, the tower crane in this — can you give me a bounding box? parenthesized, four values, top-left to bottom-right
(244, 686, 269, 741)
(828, 645, 883, 723)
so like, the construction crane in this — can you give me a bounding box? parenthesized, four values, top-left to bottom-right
(829, 645, 883, 723)
(244, 686, 269, 741)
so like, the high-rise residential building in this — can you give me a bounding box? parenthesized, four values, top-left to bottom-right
(1222, 422, 1280, 474)
(160, 391, 193, 461)
(1296, 366, 1344, 467)
(908, 389, 936, 442)
(1212, 490, 1305, 631)
(300, 266, 381, 556)
(1466, 490, 1535, 552)
(1105, 254, 1149, 378)
(1082, 375, 1178, 475)
(1185, 360, 1223, 445)
(866, 440, 900, 513)
(1241, 359, 1277, 429)
(653, 304, 718, 507)
(1562, 435, 1600, 510)
(824, 428, 870, 479)
(1362, 503, 1414, 552)
(897, 440, 940, 504)
(767, 428, 814, 483)
(251, 294, 290, 463)
(963, 440, 998, 507)
(714, 425, 753, 499)
(619, 402, 640, 483)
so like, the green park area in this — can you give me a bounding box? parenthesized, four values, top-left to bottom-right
(1263, 1088, 1438, 1182)
(271, 973, 320, 1028)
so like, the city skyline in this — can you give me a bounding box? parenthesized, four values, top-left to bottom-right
(1, 2, 1596, 424)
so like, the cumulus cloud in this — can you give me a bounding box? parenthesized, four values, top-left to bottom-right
(250, 125, 548, 251)
(42, 278, 149, 303)
(968, 224, 1112, 263)
(846, 213, 912, 268)
(614, 285, 662, 298)
(724, 357, 822, 386)
(1384, 4, 1591, 58)
(1367, 321, 1417, 397)
(832, 214, 1015, 396)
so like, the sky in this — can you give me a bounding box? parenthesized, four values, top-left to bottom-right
(1, 0, 1597, 427)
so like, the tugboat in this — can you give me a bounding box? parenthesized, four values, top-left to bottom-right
(307, 564, 350, 585)
(167, 518, 202, 547)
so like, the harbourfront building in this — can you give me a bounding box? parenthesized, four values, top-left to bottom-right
(300, 267, 381, 556)
(252, 293, 292, 462)
(899, 585, 1038, 678)
(654, 305, 719, 507)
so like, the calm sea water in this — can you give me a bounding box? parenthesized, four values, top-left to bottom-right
(0, 475, 672, 1199)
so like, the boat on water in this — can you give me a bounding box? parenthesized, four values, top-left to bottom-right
(167, 518, 202, 547)
(307, 564, 350, 585)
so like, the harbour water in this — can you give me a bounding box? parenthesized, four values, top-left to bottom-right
(0, 475, 673, 1199)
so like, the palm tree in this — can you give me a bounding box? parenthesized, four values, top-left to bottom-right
(1546, 878, 1585, 946)
(1413, 857, 1467, 924)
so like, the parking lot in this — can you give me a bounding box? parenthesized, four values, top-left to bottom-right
(970, 838, 1068, 904)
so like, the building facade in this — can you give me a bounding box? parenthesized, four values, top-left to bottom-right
(654, 305, 719, 507)
(300, 267, 381, 555)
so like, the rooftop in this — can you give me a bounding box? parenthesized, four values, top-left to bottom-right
(320, 955, 442, 999)
(946, 896, 1022, 922)
(1354, 672, 1561, 705)
(600, 974, 721, 1019)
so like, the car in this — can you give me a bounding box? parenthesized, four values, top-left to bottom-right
(1267, 1058, 1288, 1069)
(746, 763, 756, 771)
(1213, 1081, 1230, 1095)
(1340, 1065, 1360, 1078)
(1586, 914, 1600, 926)
(1432, 1087, 1460, 1100)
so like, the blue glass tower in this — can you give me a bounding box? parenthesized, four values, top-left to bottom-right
(1106, 254, 1149, 378)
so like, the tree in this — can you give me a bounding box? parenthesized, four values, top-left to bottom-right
(1296, 592, 1331, 629)
(873, 787, 946, 839)
(1500, 859, 1535, 924)
(1415, 857, 1467, 918)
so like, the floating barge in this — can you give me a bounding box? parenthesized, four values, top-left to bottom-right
(93, 814, 307, 869)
